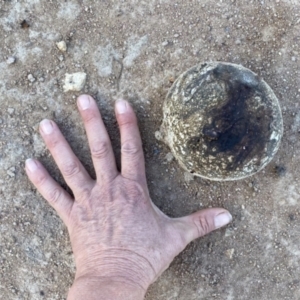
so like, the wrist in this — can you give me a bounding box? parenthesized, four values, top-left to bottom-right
(68, 276, 146, 300)
(74, 248, 156, 291)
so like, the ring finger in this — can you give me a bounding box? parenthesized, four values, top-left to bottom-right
(39, 119, 93, 197)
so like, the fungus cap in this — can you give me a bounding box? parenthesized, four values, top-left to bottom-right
(161, 62, 283, 181)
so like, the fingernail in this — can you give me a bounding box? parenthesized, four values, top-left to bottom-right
(78, 95, 90, 110)
(26, 158, 38, 172)
(214, 212, 232, 229)
(40, 119, 53, 135)
(116, 99, 127, 114)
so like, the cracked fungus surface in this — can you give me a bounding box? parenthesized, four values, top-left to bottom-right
(161, 62, 283, 181)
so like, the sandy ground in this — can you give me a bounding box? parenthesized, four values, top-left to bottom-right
(0, 0, 300, 299)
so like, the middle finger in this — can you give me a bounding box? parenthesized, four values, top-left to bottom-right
(77, 95, 118, 183)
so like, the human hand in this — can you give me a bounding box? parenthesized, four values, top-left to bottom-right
(25, 95, 232, 299)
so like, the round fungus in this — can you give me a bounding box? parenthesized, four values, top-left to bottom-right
(161, 62, 283, 181)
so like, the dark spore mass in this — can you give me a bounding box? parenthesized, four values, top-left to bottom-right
(274, 165, 286, 177)
(201, 64, 271, 169)
(21, 20, 30, 29)
(203, 82, 252, 152)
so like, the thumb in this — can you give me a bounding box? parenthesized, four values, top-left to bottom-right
(176, 208, 232, 245)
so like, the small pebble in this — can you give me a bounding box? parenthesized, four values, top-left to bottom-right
(7, 167, 15, 178)
(63, 72, 87, 92)
(28, 74, 36, 82)
(225, 229, 233, 238)
(165, 152, 174, 162)
(56, 41, 67, 52)
(8, 108, 15, 115)
(155, 131, 162, 141)
(115, 9, 123, 17)
(7, 57, 16, 65)
(225, 248, 235, 259)
(184, 171, 194, 183)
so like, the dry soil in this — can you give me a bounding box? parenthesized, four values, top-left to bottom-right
(0, 0, 300, 299)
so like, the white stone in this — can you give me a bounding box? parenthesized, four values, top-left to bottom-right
(225, 248, 235, 259)
(28, 74, 36, 82)
(8, 108, 15, 115)
(7, 170, 15, 178)
(165, 152, 174, 162)
(7, 57, 16, 65)
(63, 72, 87, 92)
(184, 171, 194, 183)
(56, 41, 67, 52)
(155, 131, 162, 141)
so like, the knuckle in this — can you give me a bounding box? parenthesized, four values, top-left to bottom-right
(35, 173, 48, 186)
(84, 111, 98, 123)
(194, 215, 211, 237)
(61, 160, 80, 178)
(91, 141, 110, 159)
(118, 115, 136, 127)
(76, 186, 92, 202)
(47, 188, 62, 204)
(47, 138, 59, 149)
(127, 181, 145, 198)
(121, 140, 140, 156)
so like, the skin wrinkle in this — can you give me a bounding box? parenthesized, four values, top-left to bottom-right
(75, 248, 157, 289)
(74, 275, 147, 293)
(122, 140, 141, 155)
(75, 186, 93, 204)
(90, 140, 111, 160)
(61, 160, 81, 178)
(36, 171, 48, 187)
(193, 215, 210, 237)
(72, 188, 162, 284)
(75, 196, 159, 278)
